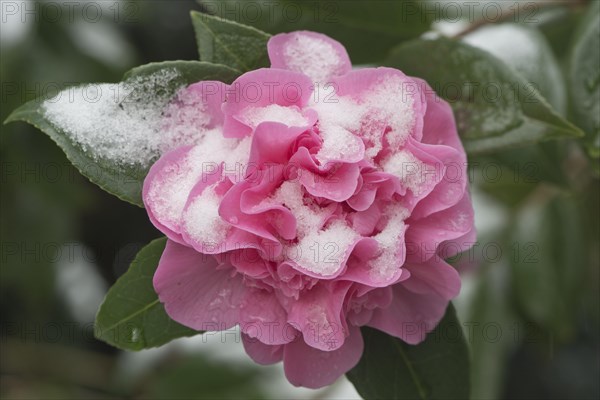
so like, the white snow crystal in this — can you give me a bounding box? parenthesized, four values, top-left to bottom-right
(43, 69, 209, 166)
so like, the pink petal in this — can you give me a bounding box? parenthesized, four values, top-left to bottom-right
(179, 174, 235, 254)
(408, 141, 466, 220)
(283, 325, 363, 389)
(228, 249, 270, 279)
(283, 232, 367, 280)
(437, 223, 478, 262)
(348, 201, 383, 236)
(268, 31, 352, 84)
(290, 147, 360, 202)
(344, 221, 409, 287)
(346, 285, 394, 326)
(248, 121, 309, 166)
(222, 68, 314, 137)
(242, 335, 284, 365)
(184, 81, 229, 128)
(406, 78, 470, 219)
(153, 240, 246, 331)
(239, 288, 298, 345)
(402, 257, 461, 300)
(416, 77, 466, 153)
(347, 184, 377, 211)
(367, 284, 449, 345)
(388, 137, 446, 212)
(330, 68, 427, 148)
(405, 191, 475, 263)
(218, 165, 294, 249)
(287, 282, 351, 351)
(143, 145, 203, 244)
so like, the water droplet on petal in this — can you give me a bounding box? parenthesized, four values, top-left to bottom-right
(208, 297, 223, 310)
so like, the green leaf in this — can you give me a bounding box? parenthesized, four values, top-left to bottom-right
(123, 60, 240, 83)
(569, 1, 600, 158)
(190, 11, 270, 72)
(200, 0, 431, 64)
(463, 23, 567, 114)
(463, 24, 572, 189)
(346, 304, 470, 400)
(385, 37, 583, 155)
(509, 194, 587, 339)
(5, 61, 239, 207)
(4, 98, 145, 206)
(474, 143, 570, 206)
(94, 237, 198, 350)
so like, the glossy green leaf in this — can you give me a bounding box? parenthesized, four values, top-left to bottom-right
(4, 61, 239, 207)
(191, 11, 270, 72)
(199, 0, 431, 64)
(123, 60, 240, 83)
(94, 237, 198, 350)
(346, 304, 470, 400)
(463, 23, 566, 114)
(385, 37, 583, 155)
(569, 1, 600, 158)
(463, 23, 571, 190)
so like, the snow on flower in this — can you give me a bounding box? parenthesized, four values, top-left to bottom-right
(143, 31, 476, 388)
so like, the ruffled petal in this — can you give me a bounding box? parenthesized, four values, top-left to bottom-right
(415, 77, 466, 153)
(242, 335, 284, 365)
(402, 257, 461, 300)
(240, 289, 298, 345)
(143, 146, 204, 243)
(222, 68, 314, 137)
(344, 241, 409, 288)
(287, 282, 352, 351)
(248, 121, 310, 166)
(408, 142, 466, 220)
(153, 240, 246, 331)
(437, 222, 477, 261)
(290, 147, 360, 202)
(218, 165, 293, 251)
(367, 284, 450, 345)
(268, 31, 351, 84)
(323, 68, 427, 158)
(283, 324, 363, 389)
(405, 191, 475, 263)
(346, 286, 394, 326)
(183, 81, 229, 128)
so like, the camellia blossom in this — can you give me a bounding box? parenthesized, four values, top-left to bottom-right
(143, 31, 475, 388)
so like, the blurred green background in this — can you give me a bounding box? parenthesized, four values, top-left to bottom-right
(1, 1, 598, 399)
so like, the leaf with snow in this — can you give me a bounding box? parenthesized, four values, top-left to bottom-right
(385, 37, 583, 155)
(95, 237, 198, 350)
(4, 61, 239, 206)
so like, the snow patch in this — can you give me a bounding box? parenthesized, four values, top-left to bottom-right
(43, 69, 209, 165)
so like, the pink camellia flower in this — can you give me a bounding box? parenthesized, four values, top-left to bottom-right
(143, 31, 475, 388)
